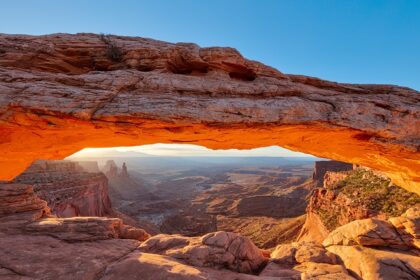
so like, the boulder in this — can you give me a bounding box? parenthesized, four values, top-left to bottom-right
(26, 216, 150, 242)
(327, 245, 420, 280)
(294, 262, 355, 280)
(322, 218, 407, 249)
(140, 231, 267, 274)
(388, 207, 420, 249)
(101, 252, 273, 280)
(0, 183, 50, 232)
(271, 241, 337, 265)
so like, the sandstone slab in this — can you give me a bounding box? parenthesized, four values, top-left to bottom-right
(140, 231, 267, 273)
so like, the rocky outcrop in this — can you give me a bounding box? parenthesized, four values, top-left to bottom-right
(323, 207, 419, 250)
(26, 216, 150, 242)
(139, 231, 268, 273)
(260, 241, 354, 279)
(0, 34, 418, 193)
(76, 161, 100, 173)
(298, 168, 420, 242)
(104, 160, 119, 178)
(121, 162, 129, 178)
(101, 252, 269, 280)
(0, 183, 50, 232)
(0, 182, 149, 241)
(0, 233, 141, 280)
(271, 241, 337, 265)
(322, 218, 409, 249)
(13, 160, 112, 217)
(327, 245, 420, 280)
(312, 160, 353, 187)
(389, 207, 420, 249)
(103, 160, 129, 179)
(321, 208, 420, 279)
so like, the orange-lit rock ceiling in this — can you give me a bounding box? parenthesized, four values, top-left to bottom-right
(0, 34, 419, 194)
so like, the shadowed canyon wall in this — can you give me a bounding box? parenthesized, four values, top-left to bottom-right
(0, 33, 419, 193)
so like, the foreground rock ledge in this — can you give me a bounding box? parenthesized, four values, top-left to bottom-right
(0, 33, 419, 193)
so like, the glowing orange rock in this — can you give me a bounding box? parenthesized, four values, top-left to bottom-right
(0, 34, 418, 194)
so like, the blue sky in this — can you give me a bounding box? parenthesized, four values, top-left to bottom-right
(2, 1, 419, 157)
(1, 0, 419, 89)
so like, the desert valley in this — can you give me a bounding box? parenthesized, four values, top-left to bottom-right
(1, 151, 419, 279)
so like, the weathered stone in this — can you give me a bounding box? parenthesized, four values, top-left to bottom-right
(322, 218, 408, 249)
(140, 231, 267, 273)
(327, 245, 420, 280)
(388, 207, 420, 249)
(101, 252, 273, 280)
(14, 160, 112, 217)
(312, 161, 353, 187)
(0, 233, 140, 280)
(258, 262, 301, 278)
(0, 183, 50, 233)
(270, 241, 336, 265)
(0, 34, 418, 194)
(294, 262, 355, 280)
(26, 216, 150, 242)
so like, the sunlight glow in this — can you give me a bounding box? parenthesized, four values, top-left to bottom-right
(67, 144, 314, 158)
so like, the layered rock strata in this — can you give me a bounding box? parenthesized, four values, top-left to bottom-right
(13, 160, 112, 217)
(312, 160, 353, 187)
(299, 168, 420, 242)
(0, 33, 418, 193)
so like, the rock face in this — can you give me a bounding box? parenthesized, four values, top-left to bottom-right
(104, 160, 119, 178)
(13, 160, 112, 217)
(2, 181, 417, 280)
(326, 245, 420, 280)
(0, 183, 50, 232)
(260, 241, 354, 279)
(0, 182, 149, 241)
(76, 161, 100, 173)
(298, 168, 420, 242)
(26, 216, 150, 242)
(0, 33, 419, 193)
(323, 207, 420, 250)
(321, 208, 420, 280)
(0, 233, 141, 280)
(139, 231, 268, 274)
(312, 160, 353, 187)
(121, 162, 129, 178)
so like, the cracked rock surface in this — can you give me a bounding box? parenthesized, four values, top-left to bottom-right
(0, 33, 419, 193)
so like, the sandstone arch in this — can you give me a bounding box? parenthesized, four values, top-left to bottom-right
(0, 33, 419, 194)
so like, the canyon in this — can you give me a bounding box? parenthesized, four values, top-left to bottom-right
(0, 157, 419, 279)
(0, 33, 419, 280)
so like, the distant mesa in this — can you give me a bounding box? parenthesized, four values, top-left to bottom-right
(103, 160, 130, 179)
(312, 160, 353, 187)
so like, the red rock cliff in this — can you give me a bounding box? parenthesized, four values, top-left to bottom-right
(13, 160, 112, 217)
(298, 168, 420, 243)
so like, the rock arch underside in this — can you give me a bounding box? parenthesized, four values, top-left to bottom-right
(0, 33, 419, 194)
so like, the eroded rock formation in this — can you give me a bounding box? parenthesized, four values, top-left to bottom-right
(0, 33, 418, 193)
(13, 160, 112, 217)
(1, 178, 419, 279)
(312, 160, 353, 187)
(298, 168, 420, 242)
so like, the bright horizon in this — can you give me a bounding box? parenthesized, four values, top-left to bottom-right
(68, 144, 316, 158)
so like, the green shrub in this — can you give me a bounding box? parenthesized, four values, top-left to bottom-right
(335, 169, 420, 217)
